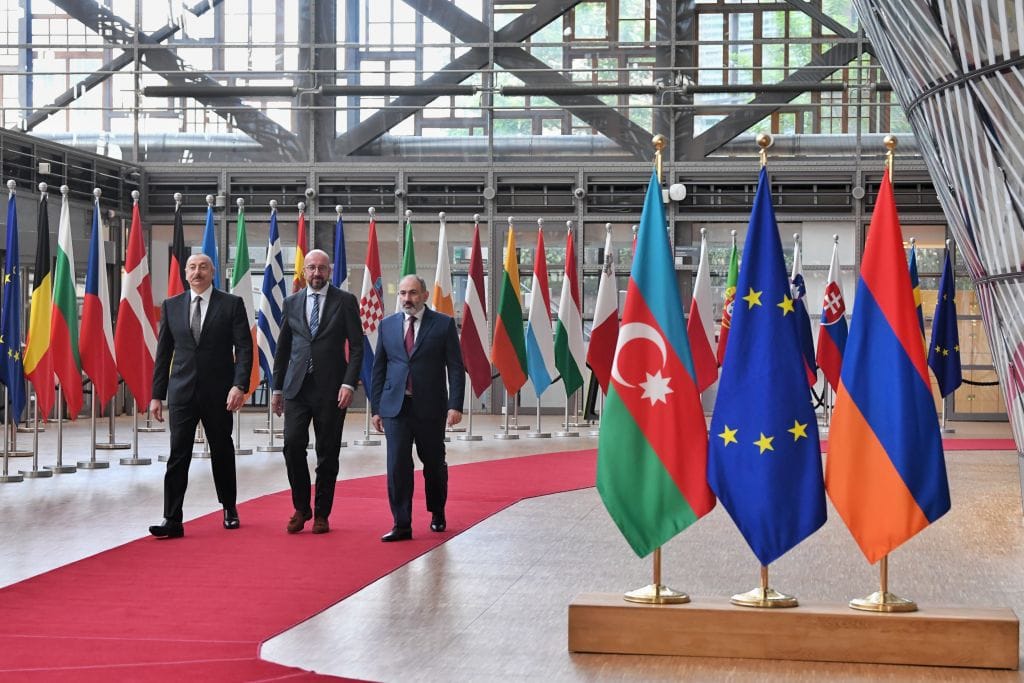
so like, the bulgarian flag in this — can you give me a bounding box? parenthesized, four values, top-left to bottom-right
(490, 224, 528, 395)
(50, 186, 83, 418)
(597, 172, 714, 558)
(230, 202, 260, 396)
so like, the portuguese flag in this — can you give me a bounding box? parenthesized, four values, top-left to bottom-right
(597, 172, 714, 558)
(715, 238, 738, 365)
(490, 226, 528, 395)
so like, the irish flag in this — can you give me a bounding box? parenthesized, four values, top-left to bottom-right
(490, 225, 528, 395)
(230, 202, 260, 396)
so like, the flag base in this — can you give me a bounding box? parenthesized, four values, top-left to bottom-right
(45, 465, 77, 474)
(136, 425, 166, 433)
(352, 439, 381, 446)
(493, 432, 519, 440)
(77, 460, 110, 469)
(118, 457, 152, 466)
(553, 430, 579, 437)
(235, 448, 253, 455)
(20, 468, 53, 478)
(95, 442, 130, 450)
(849, 590, 917, 613)
(457, 434, 483, 441)
(730, 586, 798, 608)
(257, 445, 284, 452)
(0, 474, 24, 483)
(624, 583, 690, 605)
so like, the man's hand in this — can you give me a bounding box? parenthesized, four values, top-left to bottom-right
(371, 414, 384, 433)
(271, 394, 284, 417)
(226, 386, 245, 412)
(446, 409, 463, 427)
(149, 398, 164, 422)
(337, 386, 354, 409)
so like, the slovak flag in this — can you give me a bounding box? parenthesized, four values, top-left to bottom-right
(816, 239, 848, 392)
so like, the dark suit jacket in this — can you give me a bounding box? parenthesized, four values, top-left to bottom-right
(370, 307, 465, 420)
(152, 288, 253, 405)
(273, 285, 364, 401)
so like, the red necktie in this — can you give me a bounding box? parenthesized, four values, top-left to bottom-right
(405, 316, 416, 393)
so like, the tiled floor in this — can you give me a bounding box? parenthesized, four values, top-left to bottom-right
(2, 411, 1022, 681)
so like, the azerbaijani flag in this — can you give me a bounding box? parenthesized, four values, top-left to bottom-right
(490, 226, 528, 396)
(597, 171, 713, 558)
(827, 169, 950, 564)
(50, 186, 84, 419)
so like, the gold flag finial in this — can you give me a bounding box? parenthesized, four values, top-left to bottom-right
(756, 133, 773, 168)
(652, 134, 667, 183)
(884, 134, 898, 178)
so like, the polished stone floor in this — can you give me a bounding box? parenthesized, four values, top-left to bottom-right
(1, 410, 1022, 681)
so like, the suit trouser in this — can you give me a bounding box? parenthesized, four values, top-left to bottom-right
(282, 373, 346, 518)
(163, 393, 236, 523)
(382, 397, 448, 530)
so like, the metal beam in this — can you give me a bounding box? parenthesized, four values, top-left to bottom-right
(784, 0, 866, 44)
(693, 41, 866, 157)
(49, 0, 304, 161)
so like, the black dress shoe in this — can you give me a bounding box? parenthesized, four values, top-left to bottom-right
(149, 520, 184, 539)
(223, 506, 240, 530)
(381, 527, 412, 542)
(430, 514, 446, 532)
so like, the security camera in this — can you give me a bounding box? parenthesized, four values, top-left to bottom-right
(304, 187, 316, 199)
(394, 188, 406, 198)
(573, 187, 586, 199)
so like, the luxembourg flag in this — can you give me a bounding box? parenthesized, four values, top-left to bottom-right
(525, 226, 556, 397)
(816, 238, 848, 392)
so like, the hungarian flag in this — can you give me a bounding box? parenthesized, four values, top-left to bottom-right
(167, 200, 186, 297)
(686, 231, 718, 393)
(50, 187, 84, 419)
(431, 214, 455, 316)
(587, 226, 618, 394)
(707, 167, 826, 566)
(909, 243, 926, 347)
(293, 205, 308, 293)
(201, 202, 220, 289)
(816, 238, 848, 391)
(597, 171, 714, 558)
(80, 195, 119, 407)
(927, 247, 962, 398)
(827, 169, 950, 564)
(24, 190, 55, 417)
(358, 216, 385, 390)
(715, 238, 738, 365)
(114, 198, 157, 408)
(554, 227, 585, 397)
(461, 222, 490, 399)
(332, 210, 347, 289)
(229, 203, 260, 396)
(0, 188, 26, 420)
(256, 205, 286, 383)
(790, 239, 818, 386)
(490, 226, 528, 395)
(525, 227, 556, 397)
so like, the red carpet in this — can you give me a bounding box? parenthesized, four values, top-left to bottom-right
(0, 449, 598, 682)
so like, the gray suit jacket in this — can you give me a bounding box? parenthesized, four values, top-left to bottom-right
(272, 285, 364, 400)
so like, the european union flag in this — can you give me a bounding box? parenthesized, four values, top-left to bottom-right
(1, 189, 26, 420)
(708, 167, 826, 566)
(928, 247, 962, 397)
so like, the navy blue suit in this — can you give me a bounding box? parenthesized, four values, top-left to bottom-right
(370, 307, 465, 530)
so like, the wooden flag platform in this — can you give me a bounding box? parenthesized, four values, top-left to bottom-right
(569, 593, 1019, 670)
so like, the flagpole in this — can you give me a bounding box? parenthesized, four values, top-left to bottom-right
(47, 385, 76, 473)
(353, 398, 381, 446)
(78, 386, 109, 469)
(257, 400, 283, 452)
(730, 564, 798, 608)
(0, 389, 22, 482)
(95, 396, 129, 450)
(849, 554, 917, 612)
(526, 399, 550, 438)
(494, 391, 519, 439)
(457, 375, 483, 441)
(19, 393, 52, 477)
(119, 400, 152, 465)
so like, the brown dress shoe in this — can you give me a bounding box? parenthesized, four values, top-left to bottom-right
(311, 517, 330, 534)
(287, 510, 312, 534)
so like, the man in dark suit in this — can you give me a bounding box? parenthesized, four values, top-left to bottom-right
(272, 249, 363, 535)
(149, 253, 253, 538)
(371, 275, 465, 542)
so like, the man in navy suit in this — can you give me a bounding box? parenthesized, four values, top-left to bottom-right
(149, 253, 253, 538)
(371, 275, 465, 541)
(272, 249, 363, 535)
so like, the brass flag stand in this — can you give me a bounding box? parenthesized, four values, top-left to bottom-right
(730, 564, 797, 608)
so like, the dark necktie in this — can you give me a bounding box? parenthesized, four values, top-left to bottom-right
(191, 296, 202, 344)
(309, 292, 321, 336)
(405, 315, 416, 394)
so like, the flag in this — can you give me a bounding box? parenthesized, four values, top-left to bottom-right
(715, 239, 738, 365)
(597, 170, 713, 558)
(24, 191, 55, 417)
(79, 196, 119, 407)
(201, 203, 220, 289)
(0, 189, 26, 419)
(229, 204, 260, 396)
(686, 231, 718, 393)
(461, 222, 490, 399)
(257, 206, 287, 383)
(587, 227, 618, 394)
(397, 213, 416, 311)
(431, 215, 455, 316)
(928, 247, 962, 398)
(114, 197, 157, 408)
(292, 206, 307, 293)
(827, 169, 950, 564)
(331, 210, 347, 289)
(554, 227, 585, 397)
(525, 228, 556, 397)
(816, 239, 848, 391)
(50, 187, 84, 419)
(490, 227, 528, 395)
(707, 167, 826, 566)
(791, 239, 818, 386)
(909, 243, 925, 344)
(358, 216, 385, 390)
(167, 201, 186, 297)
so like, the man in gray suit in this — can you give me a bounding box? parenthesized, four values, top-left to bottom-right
(272, 249, 363, 535)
